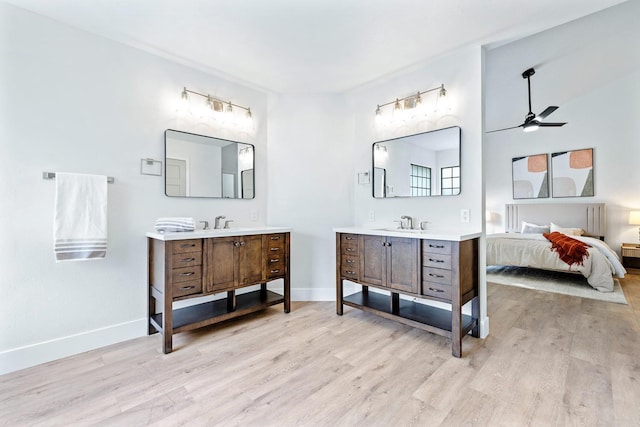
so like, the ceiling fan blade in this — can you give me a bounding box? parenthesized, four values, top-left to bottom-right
(538, 122, 566, 127)
(486, 124, 524, 133)
(537, 106, 558, 120)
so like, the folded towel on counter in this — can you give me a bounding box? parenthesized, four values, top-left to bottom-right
(155, 217, 196, 232)
(54, 172, 108, 262)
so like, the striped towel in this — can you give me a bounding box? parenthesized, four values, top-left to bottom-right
(54, 173, 108, 262)
(155, 217, 196, 232)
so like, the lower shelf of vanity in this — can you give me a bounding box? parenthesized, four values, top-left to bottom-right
(343, 291, 477, 339)
(150, 289, 284, 334)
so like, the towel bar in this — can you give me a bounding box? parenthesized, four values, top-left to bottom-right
(42, 172, 115, 184)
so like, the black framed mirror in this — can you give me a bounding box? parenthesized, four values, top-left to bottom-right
(372, 126, 460, 198)
(164, 129, 255, 199)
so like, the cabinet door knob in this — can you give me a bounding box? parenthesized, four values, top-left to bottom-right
(234, 242, 241, 247)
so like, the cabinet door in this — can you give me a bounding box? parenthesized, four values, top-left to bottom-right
(386, 237, 419, 293)
(238, 234, 264, 286)
(360, 235, 386, 286)
(205, 237, 237, 292)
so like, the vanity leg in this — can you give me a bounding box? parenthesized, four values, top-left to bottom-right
(471, 295, 480, 338)
(260, 283, 267, 300)
(451, 296, 462, 358)
(283, 273, 291, 313)
(391, 292, 400, 314)
(227, 290, 237, 312)
(148, 291, 157, 335)
(362, 285, 369, 296)
(336, 278, 343, 315)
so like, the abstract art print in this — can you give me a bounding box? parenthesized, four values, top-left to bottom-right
(512, 154, 549, 199)
(551, 148, 594, 197)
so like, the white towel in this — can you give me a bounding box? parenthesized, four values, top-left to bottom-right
(155, 217, 196, 232)
(54, 173, 108, 262)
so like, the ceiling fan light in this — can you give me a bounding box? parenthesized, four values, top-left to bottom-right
(523, 123, 539, 132)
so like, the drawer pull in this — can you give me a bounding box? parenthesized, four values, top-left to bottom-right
(346, 248, 354, 252)
(428, 273, 445, 278)
(270, 247, 280, 251)
(179, 272, 195, 276)
(270, 269, 280, 274)
(429, 258, 445, 263)
(345, 236, 354, 240)
(270, 258, 279, 263)
(345, 270, 356, 275)
(180, 243, 196, 248)
(429, 244, 445, 249)
(270, 236, 281, 240)
(346, 259, 355, 264)
(179, 285, 195, 291)
(180, 257, 196, 263)
(428, 287, 445, 293)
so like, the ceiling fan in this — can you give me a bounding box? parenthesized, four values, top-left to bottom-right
(487, 67, 567, 133)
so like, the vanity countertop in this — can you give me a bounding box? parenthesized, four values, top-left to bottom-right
(147, 226, 293, 241)
(333, 226, 482, 241)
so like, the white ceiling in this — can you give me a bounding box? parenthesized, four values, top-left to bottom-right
(3, 0, 630, 94)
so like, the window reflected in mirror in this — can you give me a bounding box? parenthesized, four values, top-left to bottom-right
(372, 126, 460, 198)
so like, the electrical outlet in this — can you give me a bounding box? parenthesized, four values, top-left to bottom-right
(368, 210, 375, 222)
(250, 210, 258, 222)
(460, 208, 470, 223)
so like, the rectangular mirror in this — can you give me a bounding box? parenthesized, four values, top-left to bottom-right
(372, 126, 461, 198)
(165, 129, 255, 199)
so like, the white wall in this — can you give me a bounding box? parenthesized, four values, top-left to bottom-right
(0, 3, 268, 374)
(267, 94, 354, 300)
(484, 0, 640, 253)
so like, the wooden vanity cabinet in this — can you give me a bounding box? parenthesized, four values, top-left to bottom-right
(148, 231, 290, 354)
(336, 232, 479, 357)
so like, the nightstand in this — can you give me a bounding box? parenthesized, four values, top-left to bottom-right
(621, 243, 640, 269)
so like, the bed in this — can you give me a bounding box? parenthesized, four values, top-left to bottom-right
(486, 203, 626, 292)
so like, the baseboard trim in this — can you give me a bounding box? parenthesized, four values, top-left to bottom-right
(0, 318, 147, 375)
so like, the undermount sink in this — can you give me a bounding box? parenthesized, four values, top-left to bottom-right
(375, 228, 426, 234)
(201, 227, 255, 233)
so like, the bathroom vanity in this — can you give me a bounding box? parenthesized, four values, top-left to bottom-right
(147, 227, 291, 353)
(335, 227, 481, 357)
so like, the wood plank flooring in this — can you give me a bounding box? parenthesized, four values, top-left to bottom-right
(2, 272, 640, 426)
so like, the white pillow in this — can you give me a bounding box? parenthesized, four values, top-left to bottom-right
(550, 222, 584, 236)
(521, 221, 550, 234)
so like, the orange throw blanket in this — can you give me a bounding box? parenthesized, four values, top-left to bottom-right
(543, 231, 592, 266)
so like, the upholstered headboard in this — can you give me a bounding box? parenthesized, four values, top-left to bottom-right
(505, 203, 606, 238)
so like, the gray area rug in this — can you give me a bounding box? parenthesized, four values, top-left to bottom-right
(487, 266, 628, 304)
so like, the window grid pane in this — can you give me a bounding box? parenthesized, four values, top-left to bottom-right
(440, 166, 460, 195)
(410, 163, 431, 196)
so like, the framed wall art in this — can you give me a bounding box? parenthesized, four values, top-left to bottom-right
(512, 153, 549, 199)
(551, 148, 594, 198)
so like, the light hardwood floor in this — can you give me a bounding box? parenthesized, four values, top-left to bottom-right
(2, 273, 640, 426)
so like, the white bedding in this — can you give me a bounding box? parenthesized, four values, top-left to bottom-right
(486, 233, 626, 292)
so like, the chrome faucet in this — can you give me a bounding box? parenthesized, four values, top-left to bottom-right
(200, 220, 210, 230)
(401, 215, 413, 230)
(214, 215, 225, 229)
(419, 220, 430, 230)
(224, 219, 234, 229)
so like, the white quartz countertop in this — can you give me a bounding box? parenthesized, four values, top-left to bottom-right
(333, 227, 482, 241)
(147, 226, 293, 241)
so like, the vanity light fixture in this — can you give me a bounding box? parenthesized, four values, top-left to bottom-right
(177, 87, 252, 125)
(374, 84, 449, 123)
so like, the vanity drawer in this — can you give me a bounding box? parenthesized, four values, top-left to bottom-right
(266, 242, 286, 254)
(341, 266, 359, 280)
(422, 281, 452, 300)
(423, 253, 452, 270)
(266, 253, 284, 265)
(422, 267, 452, 285)
(341, 255, 359, 269)
(341, 234, 359, 254)
(172, 239, 202, 254)
(267, 265, 285, 279)
(172, 266, 202, 283)
(172, 279, 203, 298)
(266, 233, 286, 244)
(422, 240, 452, 255)
(171, 252, 202, 269)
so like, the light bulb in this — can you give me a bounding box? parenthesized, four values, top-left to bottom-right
(177, 87, 191, 115)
